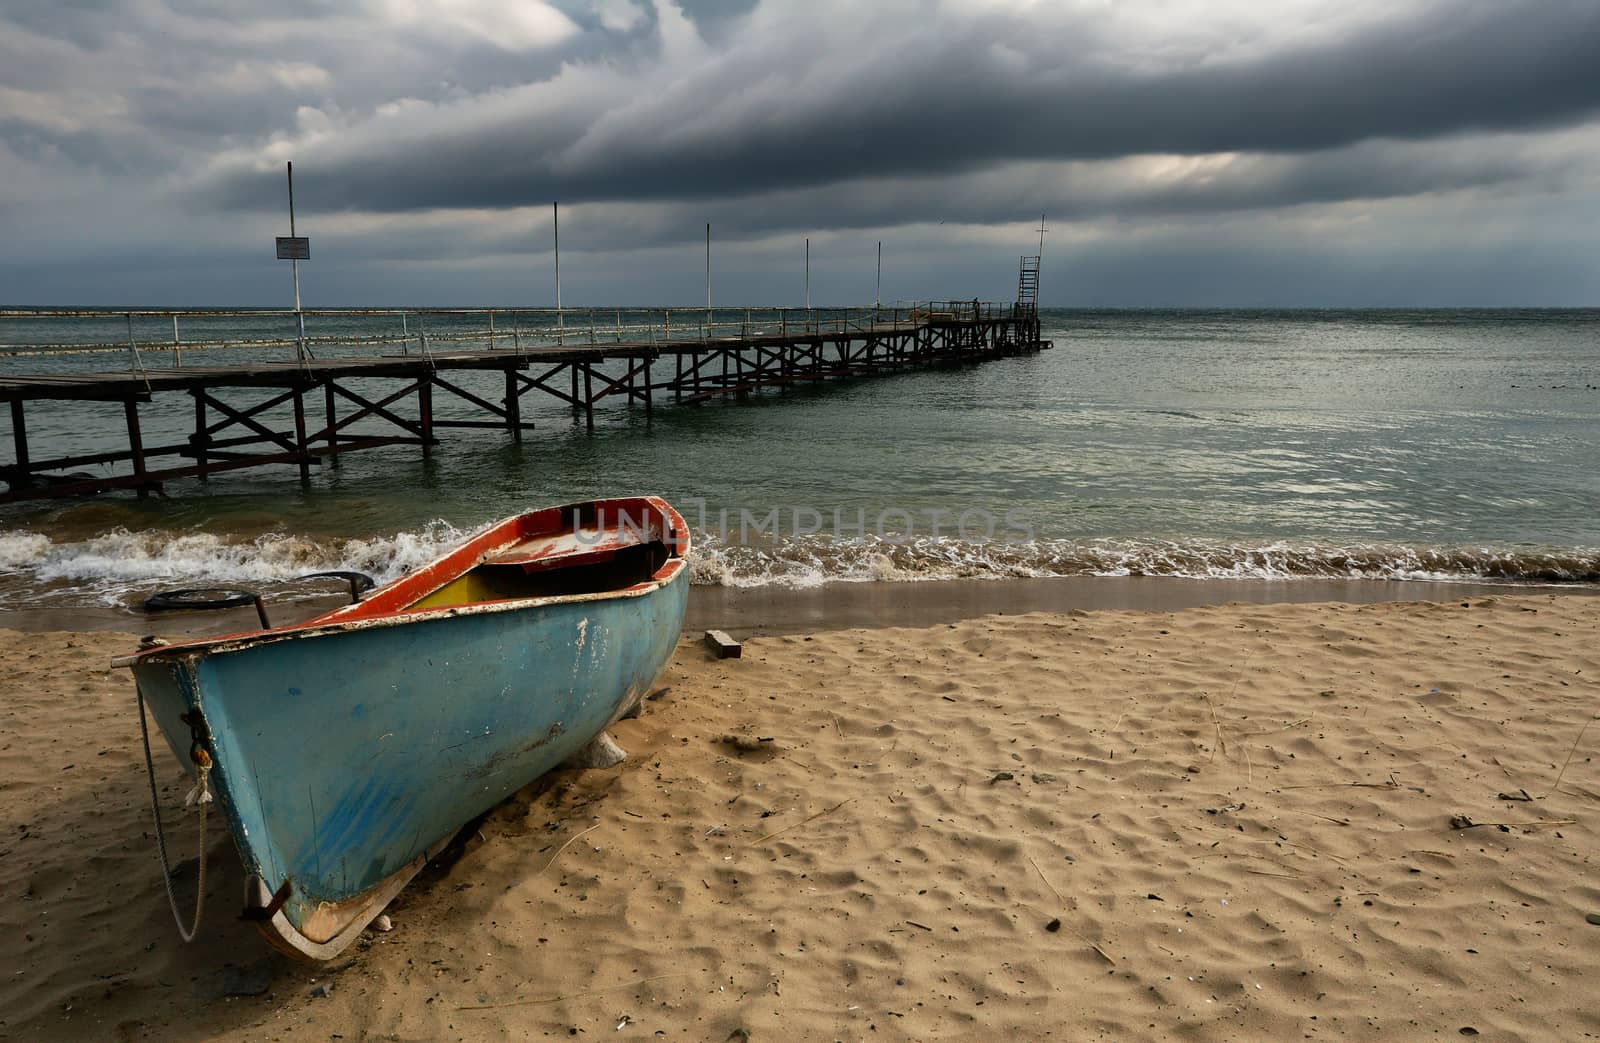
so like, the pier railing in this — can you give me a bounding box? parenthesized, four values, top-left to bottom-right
(0, 301, 1018, 367)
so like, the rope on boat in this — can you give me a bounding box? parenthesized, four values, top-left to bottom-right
(135, 683, 210, 943)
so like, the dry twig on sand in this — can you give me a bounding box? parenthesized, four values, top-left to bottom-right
(457, 971, 696, 1011)
(536, 823, 600, 877)
(1204, 648, 1261, 761)
(1544, 714, 1597, 799)
(1202, 694, 1226, 761)
(1028, 854, 1114, 966)
(748, 798, 853, 845)
(1292, 810, 1351, 827)
(1280, 780, 1400, 791)
(1028, 855, 1064, 905)
(1455, 818, 1576, 830)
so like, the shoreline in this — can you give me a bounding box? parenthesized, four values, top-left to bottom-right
(685, 574, 1600, 635)
(4, 573, 1596, 644)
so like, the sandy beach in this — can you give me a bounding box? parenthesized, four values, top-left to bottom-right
(3, 592, 1598, 1040)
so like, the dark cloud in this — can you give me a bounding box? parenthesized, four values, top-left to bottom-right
(671, 0, 759, 38)
(199, 1, 1600, 213)
(613, 136, 1564, 246)
(0, 0, 127, 50)
(1, 0, 1598, 305)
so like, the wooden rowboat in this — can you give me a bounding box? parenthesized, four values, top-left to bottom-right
(119, 496, 689, 960)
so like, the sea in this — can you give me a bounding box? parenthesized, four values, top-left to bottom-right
(1, 307, 1596, 616)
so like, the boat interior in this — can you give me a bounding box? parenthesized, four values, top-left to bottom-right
(402, 501, 679, 612)
(113, 501, 686, 662)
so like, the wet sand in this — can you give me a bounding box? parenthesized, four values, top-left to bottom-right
(686, 575, 1595, 635)
(2, 574, 1589, 642)
(2, 591, 1599, 1039)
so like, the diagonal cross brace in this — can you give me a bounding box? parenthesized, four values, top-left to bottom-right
(516, 362, 581, 406)
(197, 388, 302, 454)
(310, 380, 432, 443)
(585, 357, 654, 405)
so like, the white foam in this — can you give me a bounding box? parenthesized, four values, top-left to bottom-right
(683, 532, 1600, 587)
(0, 522, 470, 607)
(0, 523, 1593, 609)
(0, 531, 52, 568)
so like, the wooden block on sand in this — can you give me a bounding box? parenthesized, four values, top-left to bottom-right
(704, 629, 742, 659)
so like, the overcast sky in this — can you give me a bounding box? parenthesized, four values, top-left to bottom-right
(2, 0, 1598, 306)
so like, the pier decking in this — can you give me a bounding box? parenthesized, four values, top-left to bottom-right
(0, 302, 1047, 504)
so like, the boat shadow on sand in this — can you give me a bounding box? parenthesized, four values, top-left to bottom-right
(0, 739, 603, 1041)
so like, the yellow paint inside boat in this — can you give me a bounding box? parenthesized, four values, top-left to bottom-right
(404, 529, 667, 612)
(407, 567, 537, 610)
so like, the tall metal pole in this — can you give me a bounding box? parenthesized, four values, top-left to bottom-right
(875, 240, 882, 310)
(1035, 213, 1048, 340)
(287, 162, 305, 363)
(554, 201, 563, 345)
(804, 237, 810, 311)
(705, 222, 711, 338)
(1036, 212, 1048, 313)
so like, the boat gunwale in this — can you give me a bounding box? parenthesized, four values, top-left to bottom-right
(113, 495, 689, 667)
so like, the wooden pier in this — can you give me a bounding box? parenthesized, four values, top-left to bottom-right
(0, 302, 1046, 505)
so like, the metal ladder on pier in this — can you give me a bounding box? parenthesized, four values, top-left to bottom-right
(1016, 255, 1040, 313)
(1012, 255, 1041, 346)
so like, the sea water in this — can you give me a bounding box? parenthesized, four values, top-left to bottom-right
(1, 307, 1595, 611)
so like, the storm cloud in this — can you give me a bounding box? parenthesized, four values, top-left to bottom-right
(199, 1, 1600, 211)
(1, 0, 1597, 305)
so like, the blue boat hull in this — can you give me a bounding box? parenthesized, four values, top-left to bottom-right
(132, 555, 686, 956)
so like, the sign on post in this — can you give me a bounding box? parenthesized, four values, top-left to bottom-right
(275, 236, 310, 260)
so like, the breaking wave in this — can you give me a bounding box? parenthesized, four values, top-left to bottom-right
(1, 523, 1596, 610)
(687, 531, 1600, 587)
(0, 524, 470, 607)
